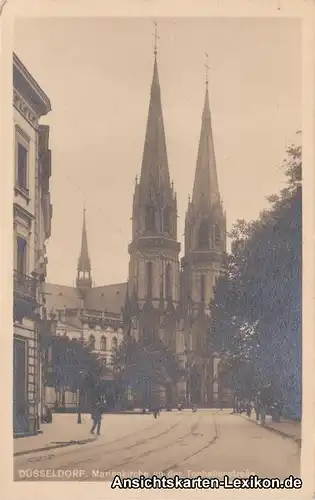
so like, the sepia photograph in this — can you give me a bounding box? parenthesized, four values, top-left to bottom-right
(11, 14, 305, 489)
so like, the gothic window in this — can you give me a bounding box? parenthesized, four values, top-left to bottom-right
(165, 263, 172, 300)
(89, 334, 95, 350)
(16, 236, 27, 276)
(112, 336, 118, 351)
(100, 335, 107, 351)
(146, 261, 153, 298)
(163, 206, 171, 233)
(145, 204, 155, 231)
(198, 220, 209, 249)
(214, 224, 221, 245)
(200, 275, 205, 303)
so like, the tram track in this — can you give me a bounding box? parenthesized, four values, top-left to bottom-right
(162, 414, 219, 474)
(80, 413, 204, 480)
(17, 414, 187, 478)
(17, 413, 181, 466)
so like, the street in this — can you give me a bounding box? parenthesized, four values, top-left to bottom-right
(14, 410, 300, 482)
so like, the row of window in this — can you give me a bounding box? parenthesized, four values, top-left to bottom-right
(144, 206, 222, 250)
(198, 221, 221, 249)
(15, 127, 30, 276)
(88, 334, 118, 352)
(145, 204, 172, 233)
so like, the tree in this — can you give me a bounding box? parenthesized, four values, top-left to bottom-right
(210, 145, 301, 418)
(47, 335, 102, 405)
(112, 335, 184, 408)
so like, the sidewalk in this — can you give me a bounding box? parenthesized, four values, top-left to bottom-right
(14, 414, 96, 457)
(238, 413, 301, 446)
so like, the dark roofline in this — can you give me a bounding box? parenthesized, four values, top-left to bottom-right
(13, 52, 51, 116)
(91, 282, 127, 290)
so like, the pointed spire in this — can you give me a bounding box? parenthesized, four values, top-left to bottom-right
(139, 43, 171, 193)
(78, 208, 91, 272)
(191, 74, 220, 211)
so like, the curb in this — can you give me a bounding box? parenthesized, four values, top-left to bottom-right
(14, 437, 97, 457)
(236, 413, 301, 447)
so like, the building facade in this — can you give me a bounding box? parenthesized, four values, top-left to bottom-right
(43, 51, 227, 409)
(13, 54, 52, 435)
(42, 210, 125, 409)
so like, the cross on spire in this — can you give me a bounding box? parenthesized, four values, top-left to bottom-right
(153, 21, 160, 56)
(204, 52, 210, 86)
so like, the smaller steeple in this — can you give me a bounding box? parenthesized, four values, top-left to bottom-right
(76, 207, 92, 291)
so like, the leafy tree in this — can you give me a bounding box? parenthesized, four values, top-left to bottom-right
(46, 335, 102, 399)
(112, 335, 184, 407)
(210, 145, 301, 418)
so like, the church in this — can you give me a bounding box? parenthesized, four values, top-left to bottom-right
(43, 49, 227, 409)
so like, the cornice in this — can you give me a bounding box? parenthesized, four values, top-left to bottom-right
(13, 53, 51, 116)
(182, 250, 225, 265)
(13, 89, 38, 129)
(15, 124, 31, 143)
(128, 235, 180, 255)
(14, 202, 35, 223)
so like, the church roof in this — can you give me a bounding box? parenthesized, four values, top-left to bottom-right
(191, 83, 221, 211)
(77, 208, 91, 271)
(139, 55, 171, 194)
(42, 281, 127, 317)
(84, 282, 127, 315)
(42, 283, 82, 312)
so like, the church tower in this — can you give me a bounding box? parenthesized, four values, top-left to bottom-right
(76, 208, 92, 293)
(182, 74, 226, 405)
(126, 45, 182, 360)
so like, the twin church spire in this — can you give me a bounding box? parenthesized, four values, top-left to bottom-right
(76, 41, 224, 296)
(138, 45, 222, 224)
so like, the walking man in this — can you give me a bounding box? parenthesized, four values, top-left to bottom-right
(254, 391, 261, 421)
(90, 400, 103, 436)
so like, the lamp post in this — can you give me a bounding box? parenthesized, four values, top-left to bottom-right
(77, 369, 84, 424)
(40, 313, 57, 424)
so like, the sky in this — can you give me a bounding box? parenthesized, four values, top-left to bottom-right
(14, 17, 301, 287)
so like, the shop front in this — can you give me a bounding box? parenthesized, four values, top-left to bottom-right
(13, 332, 38, 436)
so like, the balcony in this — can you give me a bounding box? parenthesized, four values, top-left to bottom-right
(13, 271, 38, 322)
(14, 270, 37, 301)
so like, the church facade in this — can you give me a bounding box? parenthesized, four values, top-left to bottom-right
(43, 51, 227, 409)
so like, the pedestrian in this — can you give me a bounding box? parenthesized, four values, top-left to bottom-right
(245, 400, 252, 418)
(254, 392, 261, 421)
(90, 400, 103, 436)
(232, 394, 237, 413)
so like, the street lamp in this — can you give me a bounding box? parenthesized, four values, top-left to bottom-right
(39, 312, 57, 425)
(77, 369, 84, 424)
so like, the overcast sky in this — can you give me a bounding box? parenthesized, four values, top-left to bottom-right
(14, 17, 301, 287)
